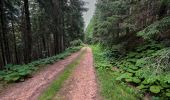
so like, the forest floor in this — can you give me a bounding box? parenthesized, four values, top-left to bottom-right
(0, 47, 98, 100)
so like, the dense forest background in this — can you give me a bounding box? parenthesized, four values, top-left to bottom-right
(86, 0, 170, 98)
(0, 0, 87, 67)
(86, 0, 170, 45)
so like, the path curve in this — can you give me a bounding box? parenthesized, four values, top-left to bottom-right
(0, 49, 83, 100)
(55, 47, 98, 100)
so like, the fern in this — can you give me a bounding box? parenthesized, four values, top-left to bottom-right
(147, 47, 170, 74)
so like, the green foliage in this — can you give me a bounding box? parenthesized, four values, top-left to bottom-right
(85, 18, 95, 44)
(94, 41, 169, 98)
(70, 39, 83, 47)
(89, 0, 170, 48)
(147, 47, 170, 74)
(150, 86, 162, 94)
(132, 77, 141, 84)
(137, 17, 170, 39)
(116, 73, 133, 81)
(91, 45, 141, 99)
(89, 0, 170, 99)
(92, 15, 121, 45)
(161, 0, 170, 8)
(0, 46, 82, 83)
(1, 65, 33, 82)
(0, 0, 86, 68)
(166, 89, 170, 97)
(164, 75, 170, 84)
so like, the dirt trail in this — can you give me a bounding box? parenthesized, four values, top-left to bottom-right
(55, 47, 98, 100)
(0, 49, 83, 100)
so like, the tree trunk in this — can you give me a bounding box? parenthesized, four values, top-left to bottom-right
(59, 0, 65, 52)
(0, 32, 5, 67)
(23, 0, 32, 63)
(52, 0, 59, 54)
(0, 0, 11, 65)
(11, 19, 19, 64)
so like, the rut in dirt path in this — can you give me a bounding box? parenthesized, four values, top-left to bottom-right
(0, 49, 83, 100)
(55, 47, 98, 100)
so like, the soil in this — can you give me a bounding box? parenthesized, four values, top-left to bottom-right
(54, 47, 99, 100)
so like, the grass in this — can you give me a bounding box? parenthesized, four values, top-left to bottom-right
(91, 45, 140, 100)
(39, 48, 86, 100)
(97, 70, 139, 100)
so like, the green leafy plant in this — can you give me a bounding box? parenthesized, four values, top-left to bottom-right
(102, 41, 170, 98)
(91, 45, 141, 99)
(166, 89, 170, 97)
(70, 39, 83, 46)
(150, 86, 162, 94)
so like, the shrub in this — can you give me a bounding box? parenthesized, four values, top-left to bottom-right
(70, 39, 83, 46)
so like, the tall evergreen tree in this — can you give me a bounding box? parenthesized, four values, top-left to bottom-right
(23, 0, 32, 63)
(0, 0, 86, 67)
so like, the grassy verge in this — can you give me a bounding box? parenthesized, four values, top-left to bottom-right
(39, 48, 86, 100)
(91, 45, 140, 100)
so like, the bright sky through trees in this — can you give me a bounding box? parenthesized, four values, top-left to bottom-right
(83, 0, 96, 28)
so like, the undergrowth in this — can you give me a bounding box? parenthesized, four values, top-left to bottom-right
(0, 46, 82, 83)
(107, 41, 170, 99)
(91, 45, 141, 100)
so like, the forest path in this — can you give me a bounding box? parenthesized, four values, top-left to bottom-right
(0, 49, 83, 100)
(54, 47, 98, 100)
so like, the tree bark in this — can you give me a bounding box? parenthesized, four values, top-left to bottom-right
(23, 0, 32, 63)
(59, 0, 64, 52)
(52, 0, 59, 54)
(0, 0, 11, 65)
(11, 18, 19, 64)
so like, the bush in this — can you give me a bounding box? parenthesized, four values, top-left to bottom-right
(70, 39, 83, 46)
